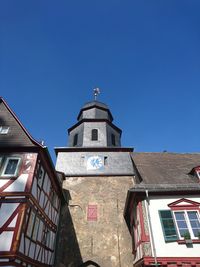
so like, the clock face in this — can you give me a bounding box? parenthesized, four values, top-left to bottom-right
(87, 156, 104, 170)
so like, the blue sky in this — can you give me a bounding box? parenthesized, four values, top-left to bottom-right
(1, 1, 200, 162)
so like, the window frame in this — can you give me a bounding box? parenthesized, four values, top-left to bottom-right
(159, 210, 178, 242)
(173, 210, 200, 240)
(91, 129, 98, 141)
(1, 157, 21, 177)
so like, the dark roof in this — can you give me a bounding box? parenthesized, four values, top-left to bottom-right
(0, 97, 42, 147)
(131, 152, 200, 185)
(129, 183, 200, 193)
(82, 101, 109, 110)
(77, 101, 113, 122)
(0, 97, 65, 199)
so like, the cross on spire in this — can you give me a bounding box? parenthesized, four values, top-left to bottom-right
(93, 87, 100, 101)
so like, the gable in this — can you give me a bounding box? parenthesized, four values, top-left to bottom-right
(0, 98, 39, 147)
(168, 198, 200, 210)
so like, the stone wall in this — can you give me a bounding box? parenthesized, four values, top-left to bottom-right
(55, 176, 134, 267)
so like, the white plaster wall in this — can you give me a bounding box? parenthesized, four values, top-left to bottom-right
(0, 203, 19, 227)
(0, 179, 9, 187)
(0, 232, 13, 251)
(148, 195, 200, 257)
(4, 174, 28, 192)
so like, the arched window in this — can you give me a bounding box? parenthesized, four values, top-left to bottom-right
(111, 134, 116, 146)
(73, 133, 78, 146)
(91, 129, 98, 141)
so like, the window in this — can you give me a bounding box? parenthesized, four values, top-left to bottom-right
(0, 126, 9, 134)
(159, 210, 178, 242)
(50, 188, 57, 206)
(159, 209, 200, 242)
(174, 211, 200, 239)
(42, 227, 50, 246)
(1, 157, 21, 177)
(91, 129, 98, 141)
(27, 211, 35, 238)
(111, 134, 116, 146)
(32, 217, 40, 241)
(38, 167, 44, 187)
(73, 133, 78, 146)
(104, 156, 108, 165)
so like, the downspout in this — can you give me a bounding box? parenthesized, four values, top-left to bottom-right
(145, 190, 158, 266)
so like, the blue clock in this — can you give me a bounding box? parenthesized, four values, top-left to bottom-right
(87, 156, 104, 170)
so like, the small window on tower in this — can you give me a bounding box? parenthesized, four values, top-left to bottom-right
(73, 133, 78, 146)
(91, 129, 98, 141)
(111, 134, 116, 146)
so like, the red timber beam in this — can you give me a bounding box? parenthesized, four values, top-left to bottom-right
(0, 192, 57, 230)
(0, 202, 27, 255)
(134, 200, 150, 256)
(0, 253, 51, 267)
(138, 201, 149, 243)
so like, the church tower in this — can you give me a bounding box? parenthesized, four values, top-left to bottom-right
(55, 94, 134, 267)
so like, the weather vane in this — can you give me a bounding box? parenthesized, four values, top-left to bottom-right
(93, 87, 100, 101)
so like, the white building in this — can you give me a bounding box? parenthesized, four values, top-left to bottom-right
(124, 153, 200, 266)
(0, 97, 65, 267)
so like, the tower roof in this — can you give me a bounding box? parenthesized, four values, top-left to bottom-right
(77, 100, 113, 122)
(82, 101, 109, 110)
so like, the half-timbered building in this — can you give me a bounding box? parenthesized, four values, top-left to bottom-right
(0, 97, 65, 267)
(124, 153, 200, 267)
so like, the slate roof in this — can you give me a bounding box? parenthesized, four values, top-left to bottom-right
(82, 101, 109, 110)
(77, 100, 114, 122)
(131, 152, 200, 185)
(0, 97, 42, 147)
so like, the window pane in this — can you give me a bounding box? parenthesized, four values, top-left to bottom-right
(174, 212, 189, 238)
(4, 159, 19, 175)
(188, 211, 200, 237)
(163, 220, 174, 228)
(0, 126, 9, 134)
(193, 229, 200, 236)
(159, 210, 177, 241)
(177, 221, 187, 228)
(188, 211, 198, 220)
(161, 210, 172, 218)
(179, 229, 189, 237)
(190, 220, 200, 228)
(175, 212, 185, 220)
(91, 129, 98, 141)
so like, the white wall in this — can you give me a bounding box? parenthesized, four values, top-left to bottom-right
(148, 195, 200, 257)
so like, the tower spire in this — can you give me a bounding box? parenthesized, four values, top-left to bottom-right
(93, 87, 100, 101)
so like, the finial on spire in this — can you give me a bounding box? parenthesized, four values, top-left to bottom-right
(93, 87, 100, 101)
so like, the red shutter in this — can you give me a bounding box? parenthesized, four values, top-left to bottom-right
(87, 205, 97, 221)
